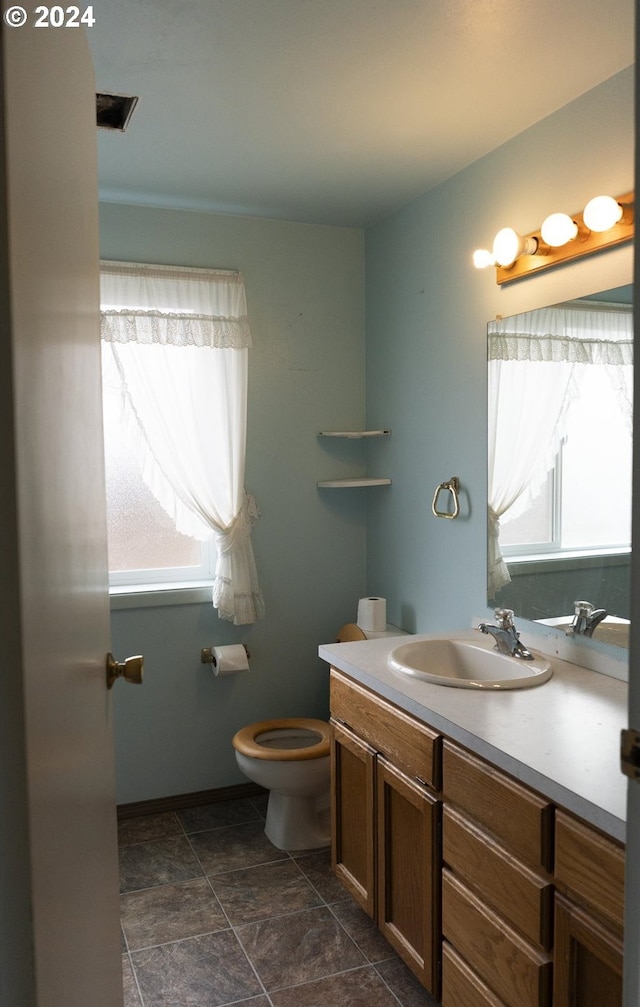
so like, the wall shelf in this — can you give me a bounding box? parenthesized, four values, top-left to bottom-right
(317, 429, 391, 487)
(318, 429, 391, 439)
(317, 477, 392, 488)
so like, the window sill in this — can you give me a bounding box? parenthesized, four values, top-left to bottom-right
(109, 581, 213, 610)
(505, 547, 630, 576)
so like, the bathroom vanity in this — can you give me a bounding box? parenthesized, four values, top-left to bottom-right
(319, 630, 627, 1007)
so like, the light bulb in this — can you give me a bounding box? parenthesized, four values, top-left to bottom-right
(473, 248, 495, 269)
(582, 195, 623, 232)
(540, 212, 578, 247)
(492, 228, 537, 268)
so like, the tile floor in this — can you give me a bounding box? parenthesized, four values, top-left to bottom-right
(119, 794, 440, 1007)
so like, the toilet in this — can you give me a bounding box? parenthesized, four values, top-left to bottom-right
(232, 717, 331, 851)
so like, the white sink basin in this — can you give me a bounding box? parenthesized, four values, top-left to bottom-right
(387, 636, 552, 690)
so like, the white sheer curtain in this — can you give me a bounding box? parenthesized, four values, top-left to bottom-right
(487, 301, 633, 596)
(100, 260, 265, 625)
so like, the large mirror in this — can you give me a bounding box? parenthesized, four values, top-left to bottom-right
(487, 285, 632, 648)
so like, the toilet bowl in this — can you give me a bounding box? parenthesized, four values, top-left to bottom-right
(232, 717, 331, 851)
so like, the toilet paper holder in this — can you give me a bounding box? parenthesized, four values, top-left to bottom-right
(432, 476, 460, 520)
(201, 644, 251, 664)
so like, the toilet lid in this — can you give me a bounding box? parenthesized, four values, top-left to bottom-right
(336, 622, 367, 642)
(232, 717, 330, 761)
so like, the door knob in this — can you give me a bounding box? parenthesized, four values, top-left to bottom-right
(106, 653, 144, 689)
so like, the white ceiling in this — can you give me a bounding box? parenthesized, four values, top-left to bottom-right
(89, 0, 634, 228)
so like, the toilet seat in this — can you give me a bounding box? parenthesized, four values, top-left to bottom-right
(232, 717, 330, 761)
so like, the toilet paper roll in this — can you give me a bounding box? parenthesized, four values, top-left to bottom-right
(211, 644, 250, 676)
(357, 596, 387, 633)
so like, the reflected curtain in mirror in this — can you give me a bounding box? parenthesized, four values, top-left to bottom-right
(487, 300, 633, 598)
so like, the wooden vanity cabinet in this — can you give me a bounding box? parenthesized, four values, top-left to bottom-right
(329, 670, 441, 994)
(553, 811, 624, 1007)
(441, 741, 554, 1007)
(328, 669, 626, 1007)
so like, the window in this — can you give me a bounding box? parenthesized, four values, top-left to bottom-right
(100, 261, 264, 624)
(102, 345, 216, 588)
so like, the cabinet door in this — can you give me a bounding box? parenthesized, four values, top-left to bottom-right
(376, 755, 440, 994)
(554, 895, 623, 1007)
(330, 719, 376, 917)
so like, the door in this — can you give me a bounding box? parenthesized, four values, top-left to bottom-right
(376, 756, 440, 993)
(330, 719, 376, 916)
(555, 896, 623, 1007)
(626, 18, 640, 1004)
(0, 20, 123, 1007)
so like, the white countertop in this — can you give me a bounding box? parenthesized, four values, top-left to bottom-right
(319, 629, 628, 843)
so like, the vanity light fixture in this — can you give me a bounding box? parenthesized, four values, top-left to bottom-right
(540, 212, 580, 247)
(582, 194, 630, 232)
(492, 227, 539, 267)
(472, 248, 496, 269)
(473, 190, 634, 284)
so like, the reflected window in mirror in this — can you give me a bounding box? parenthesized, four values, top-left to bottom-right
(487, 286, 632, 648)
(499, 367, 631, 552)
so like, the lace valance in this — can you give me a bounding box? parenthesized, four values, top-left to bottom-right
(100, 260, 252, 349)
(488, 301, 632, 365)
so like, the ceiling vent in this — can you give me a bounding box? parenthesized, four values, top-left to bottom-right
(96, 92, 139, 132)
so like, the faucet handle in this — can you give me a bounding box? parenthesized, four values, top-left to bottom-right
(573, 600, 594, 617)
(494, 608, 515, 629)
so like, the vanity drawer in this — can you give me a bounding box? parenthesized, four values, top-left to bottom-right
(555, 810, 625, 929)
(443, 805, 553, 949)
(443, 741, 553, 870)
(442, 869, 552, 1007)
(330, 669, 440, 788)
(442, 941, 509, 1007)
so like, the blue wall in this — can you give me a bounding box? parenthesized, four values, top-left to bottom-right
(99, 207, 367, 802)
(104, 66, 634, 804)
(365, 67, 634, 636)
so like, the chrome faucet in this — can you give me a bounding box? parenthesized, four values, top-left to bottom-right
(565, 600, 608, 638)
(477, 608, 534, 660)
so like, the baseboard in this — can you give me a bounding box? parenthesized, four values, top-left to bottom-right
(117, 782, 267, 821)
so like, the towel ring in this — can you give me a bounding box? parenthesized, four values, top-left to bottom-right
(432, 477, 460, 520)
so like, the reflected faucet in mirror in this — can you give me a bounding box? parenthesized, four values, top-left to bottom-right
(566, 600, 608, 638)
